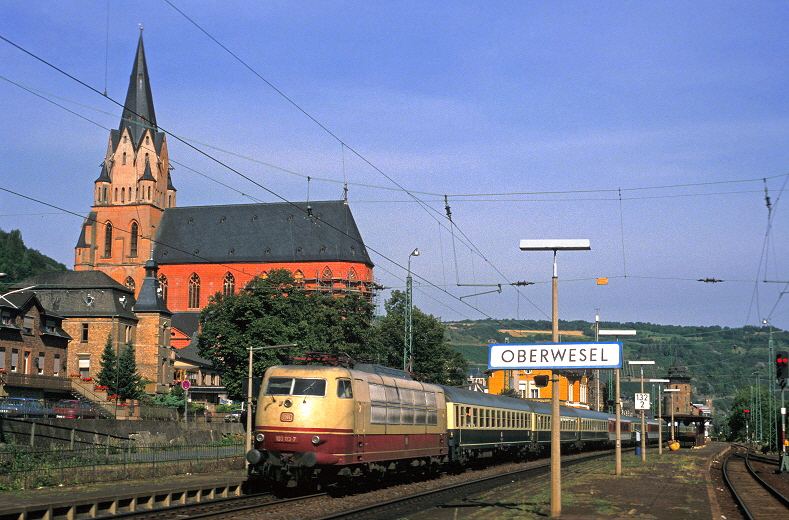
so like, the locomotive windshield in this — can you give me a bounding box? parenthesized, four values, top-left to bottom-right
(265, 377, 326, 396)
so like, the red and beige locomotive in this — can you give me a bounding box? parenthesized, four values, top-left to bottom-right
(245, 355, 664, 488)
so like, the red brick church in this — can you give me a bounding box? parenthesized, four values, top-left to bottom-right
(67, 32, 375, 396)
(74, 32, 375, 317)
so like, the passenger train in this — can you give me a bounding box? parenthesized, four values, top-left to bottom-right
(245, 356, 665, 488)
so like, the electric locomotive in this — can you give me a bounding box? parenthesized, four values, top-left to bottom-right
(245, 361, 449, 488)
(245, 356, 667, 489)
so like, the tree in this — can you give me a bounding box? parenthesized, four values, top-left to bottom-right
(371, 290, 467, 386)
(152, 384, 185, 408)
(197, 269, 375, 401)
(728, 384, 773, 446)
(116, 342, 144, 401)
(95, 334, 118, 395)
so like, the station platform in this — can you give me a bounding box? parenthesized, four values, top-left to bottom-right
(0, 470, 247, 520)
(409, 442, 737, 519)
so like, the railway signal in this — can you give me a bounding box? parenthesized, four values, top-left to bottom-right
(776, 352, 789, 387)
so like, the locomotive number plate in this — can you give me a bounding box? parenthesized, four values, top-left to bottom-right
(280, 412, 294, 422)
(275, 435, 297, 443)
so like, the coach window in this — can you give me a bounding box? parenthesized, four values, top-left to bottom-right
(337, 379, 353, 398)
(384, 385, 398, 403)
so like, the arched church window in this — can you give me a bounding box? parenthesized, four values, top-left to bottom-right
(223, 272, 235, 296)
(158, 274, 168, 303)
(125, 277, 135, 292)
(188, 273, 200, 309)
(130, 222, 138, 258)
(104, 222, 113, 257)
(320, 267, 332, 291)
(294, 270, 305, 288)
(121, 188, 125, 203)
(348, 268, 357, 281)
(122, 151, 126, 165)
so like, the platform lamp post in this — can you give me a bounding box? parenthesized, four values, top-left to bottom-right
(404, 248, 419, 371)
(519, 238, 590, 518)
(650, 379, 671, 454)
(246, 344, 297, 457)
(598, 329, 636, 476)
(629, 360, 655, 462)
(665, 388, 680, 442)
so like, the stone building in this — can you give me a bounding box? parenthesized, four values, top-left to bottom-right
(14, 266, 174, 395)
(0, 290, 71, 398)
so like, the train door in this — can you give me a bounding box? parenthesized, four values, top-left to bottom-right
(353, 378, 367, 454)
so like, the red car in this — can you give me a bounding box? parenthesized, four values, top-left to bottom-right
(53, 400, 97, 419)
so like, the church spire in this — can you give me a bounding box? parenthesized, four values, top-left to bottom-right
(120, 30, 157, 147)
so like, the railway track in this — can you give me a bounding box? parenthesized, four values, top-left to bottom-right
(89, 450, 616, 520)
(722, 446, 789, 519)
(312, 450, 613, 520)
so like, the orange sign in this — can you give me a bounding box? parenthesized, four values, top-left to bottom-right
(597, 278, 609, 285)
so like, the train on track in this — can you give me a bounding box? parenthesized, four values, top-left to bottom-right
(245, 355, 670, 489)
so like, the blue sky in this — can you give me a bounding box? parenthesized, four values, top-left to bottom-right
(1, 2, 788, 330)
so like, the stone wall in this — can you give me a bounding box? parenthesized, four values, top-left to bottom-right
(0, 418, 245, 448)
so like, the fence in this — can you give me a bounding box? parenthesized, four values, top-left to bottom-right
(0, 439, 246, 490)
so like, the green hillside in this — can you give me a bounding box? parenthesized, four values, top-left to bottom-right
(0, 229, 68, 291)
(444, 318, 788, 416)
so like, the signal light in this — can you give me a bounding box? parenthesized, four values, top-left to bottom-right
(533, 375, 549, 388)
(744, 409, 750, 419)
(776, 351, 789, 383)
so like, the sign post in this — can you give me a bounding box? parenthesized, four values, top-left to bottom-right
(518, 238, 591, 518)
(182, 380, 191, 423)
(488, 341, 622, 515)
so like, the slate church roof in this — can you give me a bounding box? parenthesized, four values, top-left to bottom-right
(152, 200, 373, 266)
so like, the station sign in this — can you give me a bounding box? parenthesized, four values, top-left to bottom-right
(488, 342, 622, 370)
(635, 393, 650, 410)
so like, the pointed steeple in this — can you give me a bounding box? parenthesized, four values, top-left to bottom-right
(120, 30, 157, 147)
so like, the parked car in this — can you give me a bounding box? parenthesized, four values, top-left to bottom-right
(224, 409, 243, 422)
(52, 399, 97, 419)
(0, 397, 55, 418)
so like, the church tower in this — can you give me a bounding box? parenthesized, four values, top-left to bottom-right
(75, 30, 176, 294)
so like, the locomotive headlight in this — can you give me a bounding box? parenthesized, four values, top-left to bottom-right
(255, 433, 265, 443)
(311, 435, 322, 445)
(284, 399, 292, 408)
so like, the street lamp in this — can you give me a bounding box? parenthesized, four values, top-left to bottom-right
(599, 329, 636, 475)
(246, 344, 297, 457)
(519, 238, 590, 518)
(650, 378, 671, 454)
(404, 248, 419, 371)
(629, 360, 655, 462)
